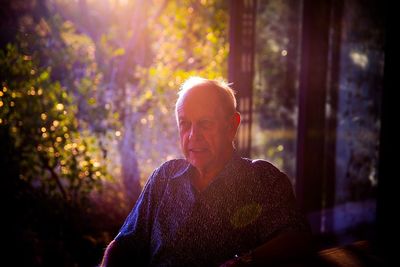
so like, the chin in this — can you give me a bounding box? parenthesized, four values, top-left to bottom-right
(189, 159, 209, 170)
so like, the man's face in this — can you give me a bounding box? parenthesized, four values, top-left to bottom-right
(176, 86, 236, 175)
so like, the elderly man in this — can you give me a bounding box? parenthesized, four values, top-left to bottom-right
(100, 77, 312, 267)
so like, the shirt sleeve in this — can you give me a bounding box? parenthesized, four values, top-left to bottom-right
(113, 165, 166, 265)
(256, 163, 311, 243)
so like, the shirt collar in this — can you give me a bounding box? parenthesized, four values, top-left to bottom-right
(171, 160, 192, 179)
(171, 150, 242, 180)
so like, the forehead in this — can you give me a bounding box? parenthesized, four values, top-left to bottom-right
(176, 86, 225, 118)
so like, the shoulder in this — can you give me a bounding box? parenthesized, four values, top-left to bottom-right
(239, 157, 282, 176)
(237, 157, 291, 186)
(140, 158, 189, 199)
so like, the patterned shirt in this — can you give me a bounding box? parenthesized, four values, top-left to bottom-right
(115, 153, 310, 267)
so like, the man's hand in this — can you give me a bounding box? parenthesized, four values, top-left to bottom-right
(219, 252, 253, 267)
(219, 257, 244, 267)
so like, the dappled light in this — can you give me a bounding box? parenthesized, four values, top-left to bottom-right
(2, 0, 388, 266)
(350, 50, 369, 69)
(1, 0, 228, 266)
(252, 0, 301, 181)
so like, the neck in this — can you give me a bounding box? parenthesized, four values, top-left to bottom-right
(192, 150, 233, 191)
(192, 169, 218, 192)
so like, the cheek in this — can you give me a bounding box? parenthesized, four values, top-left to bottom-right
(214, 129, 231, 147)
(179, 132, 189, 147)
(203, 131, 220, 148)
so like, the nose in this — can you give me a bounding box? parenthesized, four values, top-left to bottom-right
(189, 124, 200, 140)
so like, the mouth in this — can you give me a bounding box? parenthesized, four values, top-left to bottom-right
(188, 148, 207, 154)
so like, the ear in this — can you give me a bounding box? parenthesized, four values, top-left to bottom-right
(230, 111, 241, 136)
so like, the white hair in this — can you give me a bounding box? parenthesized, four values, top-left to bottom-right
(175, 76, 237, 116)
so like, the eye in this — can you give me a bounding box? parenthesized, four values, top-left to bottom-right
(179, 120, 190, 130)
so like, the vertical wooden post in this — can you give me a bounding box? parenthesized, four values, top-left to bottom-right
(296, 0, 338, 233)
(228, 0, 256, 157)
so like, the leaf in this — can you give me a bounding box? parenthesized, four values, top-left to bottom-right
(112, 48, 125, 57)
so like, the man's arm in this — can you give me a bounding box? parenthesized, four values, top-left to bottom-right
(100, 240, 129, 267)
(251, 167, 314, 266)
(99, 163, 171, 267)
(221, 162, 314, 267)
(251, 229, 314, 266)
(100, 229, 153, 267)
(220, 230, 314, 267)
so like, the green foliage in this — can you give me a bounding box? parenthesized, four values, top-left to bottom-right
(134, 0, 229, 180)
(3, 0, 230, 265)
(252, 0, 301, 179)
(0, 43, 108, 204)
(45, 0, 229, 184)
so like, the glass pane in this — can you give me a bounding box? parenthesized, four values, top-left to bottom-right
(333, 0, 384, 240)
(252, 0, 302, 184)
